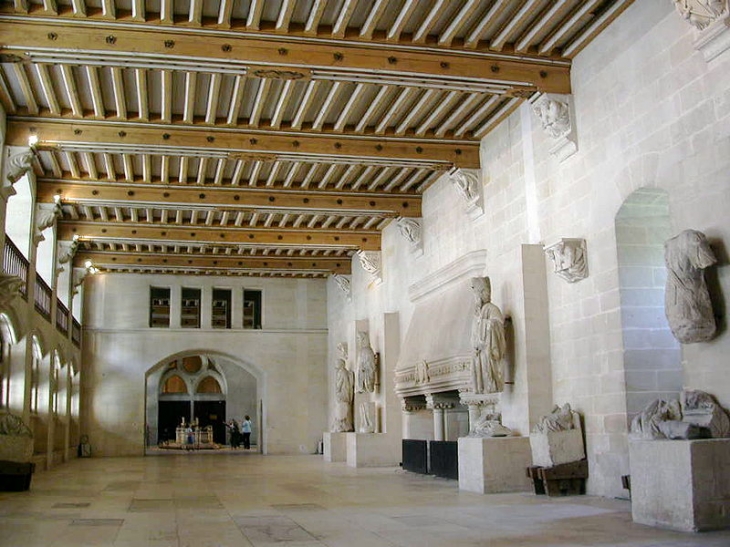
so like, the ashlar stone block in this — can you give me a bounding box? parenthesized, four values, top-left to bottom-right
(323, 432, 347, 463)
(530, 428, 586, 468)
(629, 438, 730, 532)
(458, 436, 532, 494)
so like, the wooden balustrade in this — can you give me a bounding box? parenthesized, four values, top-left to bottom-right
(34, 273, 52, 321)
(3, 235, 29, 298)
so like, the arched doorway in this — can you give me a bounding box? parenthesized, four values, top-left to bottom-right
(615, 187, 682, 421)
(145, 352, 259, 451)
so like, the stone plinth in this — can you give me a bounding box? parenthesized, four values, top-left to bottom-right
(629, 439, 730, 532)
(323, 432, 348, 463)
(346, 432, 400, 468)
(530, 429, 585, 468)
(458, 436, 532, 494)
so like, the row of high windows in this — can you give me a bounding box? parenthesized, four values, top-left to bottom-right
(150, 287, 262, 329)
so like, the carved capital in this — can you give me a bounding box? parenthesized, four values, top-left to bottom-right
(357, 250, 382, 285)
(532, 93, 577, 161)
(448, 168, 483, 215)
(425, 392, 458, 410)
(332, 273, 352, 301)
(401, 398, 427, 413)
(544, 238, 588, 283)
(674, 0, 728, 30)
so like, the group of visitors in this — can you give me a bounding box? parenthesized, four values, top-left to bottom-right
(225, 416, 253, 449)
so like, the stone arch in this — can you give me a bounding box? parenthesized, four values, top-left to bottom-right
(145, 349, 262, 451)
(615, 187, 682, 422)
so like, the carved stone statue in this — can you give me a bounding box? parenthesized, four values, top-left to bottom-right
(664, 229, 717, 343)
(533, 403, 579, 434)
(630, 390, 730, 440)
(674, 0, 727, 30)
(359, 401, 375, 433)
(469, 410, 513, 437)
(470, 277, 506, 394)
(682, 389, 730, 438)
(331, 359, 354, 433)
(356, 331, 377, 393)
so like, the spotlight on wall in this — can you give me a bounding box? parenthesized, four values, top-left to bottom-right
(28, 135, 39, 147)
(84, 260, 99, 275)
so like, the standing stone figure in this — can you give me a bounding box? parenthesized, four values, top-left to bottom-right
(664, 229, 717, 343)
(331, 359, 354, 432)
(356, 331, 377, 393)
(470, 277, 506, 394)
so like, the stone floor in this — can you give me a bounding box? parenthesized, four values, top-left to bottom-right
(2, 453, 730, 547)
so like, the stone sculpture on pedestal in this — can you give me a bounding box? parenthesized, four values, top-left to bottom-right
(331, 359, 354, 433)
(355, 331, 377, 393)
(664, 229, 717, 343)
(630, 389, 730, 440)
(470, 277, 506, 394)
(469, 409, 513, 438)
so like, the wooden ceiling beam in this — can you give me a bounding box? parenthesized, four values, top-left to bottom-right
(40, 181, 421, 217)
(8, 120, 478, 167)
(58, 222, 382, 250)
(72, 250, 352, 274)
(0, 21, 571, 94)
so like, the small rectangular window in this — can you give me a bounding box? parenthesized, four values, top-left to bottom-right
(212, 288, 231, 329)
(243, 289, 262, 329)
(150, 287, 171, 328)
(181, 288, 201, 328)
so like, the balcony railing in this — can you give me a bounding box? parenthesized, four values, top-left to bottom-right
(4, 235, 82, 346)
(3, 235, 29, 298)
(56, 300, 70, 334)
(34, 273, 52, 321)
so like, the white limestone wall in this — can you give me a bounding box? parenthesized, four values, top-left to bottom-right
(82, 273, 327, 456)
(331, 0, 729, 497)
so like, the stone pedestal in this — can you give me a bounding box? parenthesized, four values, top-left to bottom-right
(458, 436, 532, 494)
(629, 439, 730, 532)
(323, 432, 348, 463)
(530, 429, 585, 468)
(346, 432, 400, 468)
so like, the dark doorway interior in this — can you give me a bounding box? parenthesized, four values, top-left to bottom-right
(158, 400, 191, 444)
(194, 400, 226, 444)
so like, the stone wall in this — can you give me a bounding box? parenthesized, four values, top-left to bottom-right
(331, 0, 730, 497)
(82, 273, 327, 456)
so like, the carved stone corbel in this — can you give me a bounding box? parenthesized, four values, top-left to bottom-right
(397, 217, 423, 254)
(33, 196, 62, 245)
(56, 238, 79, 276)
(72, 269, 88, 296)
(0, 273, 24, 309)
(332, 273, 352, 301)
(532, 93, 578, 161)
(675, 0, 730, 61)
(357, 250, 382, 285)
(448, 168, 483, 217)
(6, 147, 34, 185)
(543, 238, 588, 283)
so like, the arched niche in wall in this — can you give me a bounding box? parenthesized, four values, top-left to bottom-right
(615, 187, 682, 422)
(146, 352, 257, 451)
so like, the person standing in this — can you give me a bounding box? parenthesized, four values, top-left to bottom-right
(241, 415, 253, 449)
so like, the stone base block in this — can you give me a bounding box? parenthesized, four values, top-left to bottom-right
(346, 432, 400, 468)
(323, 432, 348, 463)
(530, 429, 585, 468)
(629, 438, 730, 532)
(458, 436, 532, 494)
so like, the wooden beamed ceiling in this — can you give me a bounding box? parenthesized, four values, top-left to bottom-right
(0, 0, 633, 278)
